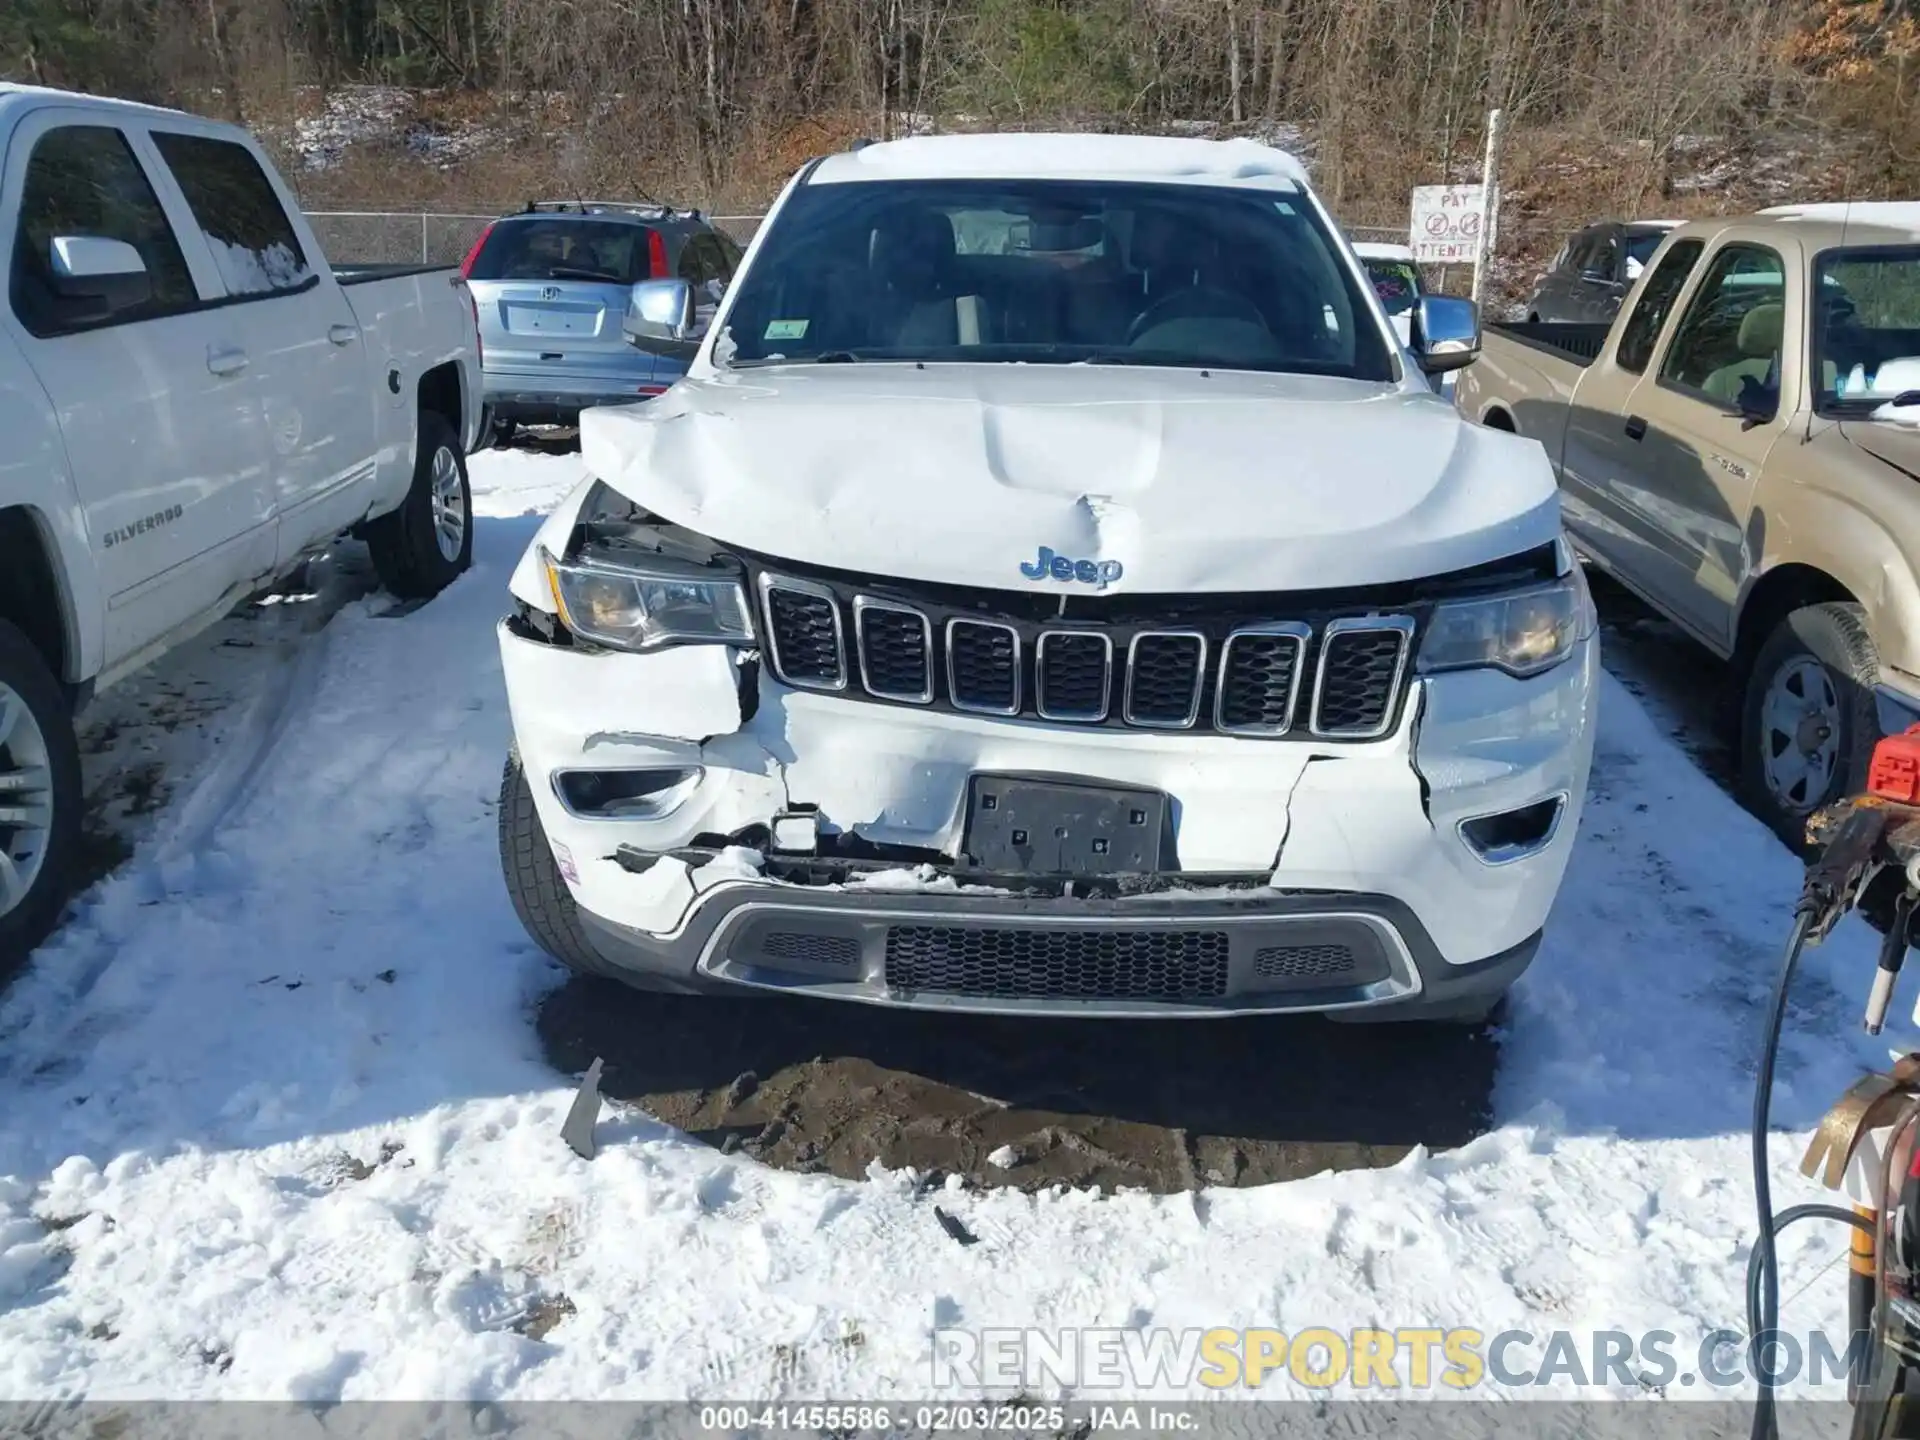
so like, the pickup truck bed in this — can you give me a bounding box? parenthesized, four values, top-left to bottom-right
(1483, 321, 1611, 367)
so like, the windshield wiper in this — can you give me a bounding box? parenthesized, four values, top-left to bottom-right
(1070, 350, 1172, 367)
(1831, 389, 1920, 413)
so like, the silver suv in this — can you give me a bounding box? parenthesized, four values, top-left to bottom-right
(463, 201, 742, 441)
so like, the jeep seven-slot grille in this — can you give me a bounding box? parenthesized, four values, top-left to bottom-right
(756, 574, 1415, 741)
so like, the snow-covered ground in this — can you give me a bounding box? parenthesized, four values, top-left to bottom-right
(0, 449, 1902, 1416)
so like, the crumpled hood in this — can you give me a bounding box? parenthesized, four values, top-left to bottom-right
(580, 365, 1561, 592)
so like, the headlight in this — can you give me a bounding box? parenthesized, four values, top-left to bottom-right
(541, 546, 754, 652)
(1417, 571, 1593, 679)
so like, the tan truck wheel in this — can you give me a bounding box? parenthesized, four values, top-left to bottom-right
(1741, 602, 1879, 849)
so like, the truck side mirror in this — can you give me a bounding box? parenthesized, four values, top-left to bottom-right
(1410, 295, 1480, 375)
(49, 235, 151, 321)
(623, 278, 703, 358)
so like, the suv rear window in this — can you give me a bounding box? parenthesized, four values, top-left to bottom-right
(467, 219, 659, 284)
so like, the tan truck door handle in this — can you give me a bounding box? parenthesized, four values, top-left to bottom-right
(1624, 415, 1647, 441)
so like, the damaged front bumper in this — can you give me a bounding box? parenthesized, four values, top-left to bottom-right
(498, 607, 1597, 1019)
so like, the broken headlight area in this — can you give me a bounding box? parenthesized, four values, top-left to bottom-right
(535, 484, 758, 655)
(1414, 567, 1595, 680)
(608, 827, 1279, 900)
(540, 545, 754, 652)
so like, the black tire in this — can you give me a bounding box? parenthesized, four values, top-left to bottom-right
(498, 749, 625, 979)
(367, 411, 473, 600)
(1740, 601, 1880, 849)
(0, 621, 82, 974)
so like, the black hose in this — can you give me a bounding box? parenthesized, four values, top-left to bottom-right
(1751, 908, 1816, 1440)
(1745, 1203, 1877, 1350)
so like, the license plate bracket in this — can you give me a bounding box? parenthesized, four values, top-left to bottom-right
(960, 775, 1170, 876)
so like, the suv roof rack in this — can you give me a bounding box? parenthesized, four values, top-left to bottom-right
(521, 199, 700, 220)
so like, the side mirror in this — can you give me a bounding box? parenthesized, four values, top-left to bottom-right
(49, 235, 150, 320)
(1735, 374, 1779, 431)
(623, 278, 702, 357)
(1410, 294, 1480, 375)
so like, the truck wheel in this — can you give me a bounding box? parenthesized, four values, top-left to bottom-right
(0, 621, 81, 974)
(367, 411, 473, 599)
(498, 750, 624, 980)
(1741, 602, 1880, 849)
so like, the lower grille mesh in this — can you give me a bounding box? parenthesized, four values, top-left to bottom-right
(1252, 943, 1356, 979)
(885, 925, 1229, 1001)
(759, 932, 860, 968)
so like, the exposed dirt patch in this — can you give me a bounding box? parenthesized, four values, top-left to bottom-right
(539, 983, 1501, 1194)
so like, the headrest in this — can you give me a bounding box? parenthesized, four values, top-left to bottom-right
(1132, 210, 1199, 271)
(869, 210, 955, 280)
(1739, 302, 1784, 359)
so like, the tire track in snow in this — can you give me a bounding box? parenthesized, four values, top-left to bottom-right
(0, 560, 369, 1080)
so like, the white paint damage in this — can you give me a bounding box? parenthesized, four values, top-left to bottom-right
(498, 610, 1597, 965)
(576, 367, 1561, 594)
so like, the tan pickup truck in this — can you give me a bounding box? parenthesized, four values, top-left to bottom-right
(1454, 203, 1920, 842)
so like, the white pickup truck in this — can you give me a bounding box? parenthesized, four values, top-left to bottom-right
(0, 85, 483, 966)
(495, 134, 1599, 1025)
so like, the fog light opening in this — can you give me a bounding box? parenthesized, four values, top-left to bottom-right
(1458, 794, 1566, 864)
(553, 766, 703, 820)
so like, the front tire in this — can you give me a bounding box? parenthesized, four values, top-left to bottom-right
(1741, 602, 1880, 848)
(0, 621, 81, 973)
(497, 750, 621, 979)
(367, 411, 473, 599)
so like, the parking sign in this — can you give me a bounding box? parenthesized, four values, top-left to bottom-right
(1409, 185, 1486, 264)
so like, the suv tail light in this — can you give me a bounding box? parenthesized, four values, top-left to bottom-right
(460, 279, 482, 364)
(459, 222, 495, 279)
(648, 229, 668, 279)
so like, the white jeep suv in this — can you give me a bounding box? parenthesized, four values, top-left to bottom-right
(494, 133, 1598, 1023)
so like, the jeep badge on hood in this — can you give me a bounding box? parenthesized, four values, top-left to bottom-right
(1022, 546, 1124, 587)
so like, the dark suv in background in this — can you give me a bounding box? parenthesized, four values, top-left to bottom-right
(462, 200, 743, 442)
(1523, 219, 1679, 324)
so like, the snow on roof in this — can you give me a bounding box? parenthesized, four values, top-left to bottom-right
(1757, 201, 1920, 236)
(1630, 219, 1684, 229)
(1353, 241, 1415, 260)
(810, 133, 1308, 191)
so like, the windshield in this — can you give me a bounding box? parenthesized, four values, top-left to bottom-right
(467, 219, 657, 284)
(1363, 259, 1421, 316)
(716, 178, 1394, 380)
(1813, 246, 1920, 414)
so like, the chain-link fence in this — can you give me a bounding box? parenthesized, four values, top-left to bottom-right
(304, 210, 496, 266)
(301, 208, 1542, 313)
